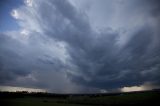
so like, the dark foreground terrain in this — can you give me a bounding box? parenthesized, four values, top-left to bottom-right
(0, 90, 160, 106)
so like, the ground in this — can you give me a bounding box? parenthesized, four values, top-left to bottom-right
(0, 90, 160, 106)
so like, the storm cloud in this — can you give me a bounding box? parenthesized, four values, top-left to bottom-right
(0, 0, 160, 93)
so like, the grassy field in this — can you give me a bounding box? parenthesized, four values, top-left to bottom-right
(1, 90, 160, 105)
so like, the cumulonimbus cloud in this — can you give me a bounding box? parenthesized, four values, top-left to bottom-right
(0, 0, 160, 93)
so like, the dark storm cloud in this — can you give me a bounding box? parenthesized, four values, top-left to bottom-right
(38, 0, 93, 50)
(149, 0, 160, 15)
(0, 34, 29, 83)
(52, 0, 160, 90)
(68, 25, 160, 89)
(0, 32, 67, 88)
(0, 0, 160, 92)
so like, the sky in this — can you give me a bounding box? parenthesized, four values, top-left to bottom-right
(0, 0, 160, 93)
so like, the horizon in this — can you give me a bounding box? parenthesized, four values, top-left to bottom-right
(0, 83, 159, 93)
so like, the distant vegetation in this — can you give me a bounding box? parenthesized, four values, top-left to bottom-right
(0, 89, 160, 106)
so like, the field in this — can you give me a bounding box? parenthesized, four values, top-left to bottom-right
(1, 90, 160, 106)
